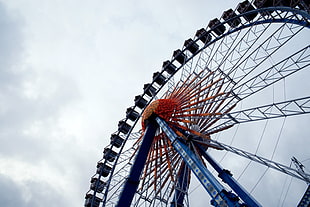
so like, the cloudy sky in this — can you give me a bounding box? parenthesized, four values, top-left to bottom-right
(0, 0, 309, 207)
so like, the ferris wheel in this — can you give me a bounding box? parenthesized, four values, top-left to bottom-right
(85, 0, 310, 206)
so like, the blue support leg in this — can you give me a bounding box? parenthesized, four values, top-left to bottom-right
(156, 117, 242, 207)
(116, 120, 158, 207)
(196, 144, 262, 207)
(171, 161, 190, 207)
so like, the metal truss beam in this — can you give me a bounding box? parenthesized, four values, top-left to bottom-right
(207, 96, 310, 134)
(197, 138, 310, 183)
(232, 45, 310, 100)
(198, 44, 310, 135)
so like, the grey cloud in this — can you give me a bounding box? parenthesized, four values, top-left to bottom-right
(0, 173, 68, 207)
(0, 1, 24, 71)
(0, 174, 24, 207)
(0, 1, 24, 94)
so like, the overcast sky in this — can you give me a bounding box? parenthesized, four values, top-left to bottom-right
(0, 0, 309, 207)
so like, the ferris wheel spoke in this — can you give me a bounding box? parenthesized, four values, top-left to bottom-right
(218, 24, 268, 73)
(201, 44, 310, 113)
(186, 44, 310, 134)
(196, 45, 310, 132)
(203, 138, 310, 183)
(231, 45, 310, 100)
(180, 52, 195, 83)
(136, 149, 182, 205)
(199, 95, 236, 133)
(201, 18, 269, 74)
(198, 7, 306, 85)
(197, 19, 306, 105)
(205, 96, 310, 134)
(115, 147, 136, 165)
(138, 165, 175, 205)
(226, 19, 303, 80)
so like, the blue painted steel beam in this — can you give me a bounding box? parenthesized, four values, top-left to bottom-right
(170, 161, 190, 207)
(156, 117, 241, 207)
(196, 144, 262, 207)
(116, 120, 158, 207)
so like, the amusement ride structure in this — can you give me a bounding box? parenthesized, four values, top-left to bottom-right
(85, 0, 310, 206)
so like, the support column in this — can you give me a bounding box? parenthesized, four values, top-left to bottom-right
(196, 143, 262, 207)
(171, 161, 190, 207)
(116, 120, 158, 207)
(156, 117, 241, 207)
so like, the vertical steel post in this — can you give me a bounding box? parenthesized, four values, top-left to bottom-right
(116, 120, 158, 207)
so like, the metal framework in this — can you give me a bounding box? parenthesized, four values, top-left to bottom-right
(206, 96, 310, 134)
(193, 137, 310, 183)
(85, 2, 310, 207)
(156, 116, 262, 207)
